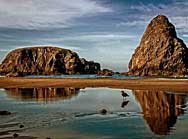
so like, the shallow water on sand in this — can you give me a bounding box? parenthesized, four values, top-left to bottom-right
(24, 74, 188, 80)
(0, 87, 188, 139)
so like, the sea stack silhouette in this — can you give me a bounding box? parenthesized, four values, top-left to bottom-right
(0, 46, 101, 77)
(128, 15, 188, 76)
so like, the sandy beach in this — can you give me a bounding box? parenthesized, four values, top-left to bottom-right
(0, 77, 187, 92)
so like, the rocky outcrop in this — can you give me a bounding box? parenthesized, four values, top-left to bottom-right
(133, 90, 185, 135)
(97, 69, 114, 76)
(128, 15, 188, 76)
(80, 58, 100, 74)
(0, 110, 11, 115)
(0, 46, 101, 76)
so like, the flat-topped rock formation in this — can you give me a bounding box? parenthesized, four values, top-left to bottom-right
(0, 46, 101, 76)
(128, 15, 188, 76)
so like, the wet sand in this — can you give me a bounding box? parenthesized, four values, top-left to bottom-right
(0, 77, 188, 92)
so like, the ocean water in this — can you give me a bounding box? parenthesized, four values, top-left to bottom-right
(24, 74, 188, 80)
(24, 74, 143, 80)
(0, 87, 188, 139)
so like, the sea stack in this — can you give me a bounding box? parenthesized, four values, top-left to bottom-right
(128, 15, 188, 76)
(0, 46, 101, 76)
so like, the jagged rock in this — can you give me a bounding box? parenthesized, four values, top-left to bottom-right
(19, 124, 24, 128)
(80, 58, 100, 74)
(128, 15, 188, 76)
(99, 109, 108, 115)
(120, 72, 129, 76)
(97, 69, 114, 76)
(0, 46, 101, 76)
(13, 133, 19, 138)
(0, 110, 11, 115)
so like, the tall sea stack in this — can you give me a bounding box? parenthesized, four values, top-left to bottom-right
(128, 15, 188, 76)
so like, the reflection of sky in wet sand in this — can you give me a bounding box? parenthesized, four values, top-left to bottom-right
(0, 88, 188, 139)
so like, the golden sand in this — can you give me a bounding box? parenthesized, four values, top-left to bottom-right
(0, 77, 188, 92)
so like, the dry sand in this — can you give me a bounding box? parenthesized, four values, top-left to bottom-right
(0, 77, 188, 92)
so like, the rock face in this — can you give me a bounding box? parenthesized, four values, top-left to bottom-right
(0, 47, 101, 76)
(80, 58, 101, 74)
(97, 69, 114, 76)
(128, 15, 188, 76)
(133, 90, 185, 135)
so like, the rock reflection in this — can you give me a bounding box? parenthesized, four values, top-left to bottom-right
(133, 90, 187, 135)
(5, 88, 80, 102)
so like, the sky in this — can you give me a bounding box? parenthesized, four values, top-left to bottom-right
(0, 0, 188, 72)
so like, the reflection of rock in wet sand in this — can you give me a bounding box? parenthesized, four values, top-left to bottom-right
(5, 88, 80, 102)
(133, 90, 187, 135)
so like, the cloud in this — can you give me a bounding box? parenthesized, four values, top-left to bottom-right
(63, 33, 137, 41)
(39, 33, 137, 43)
(182, 34, 188, 38)
(170, 16, 188, 33)
(0, 49, 9, 52)
(0, 0, 111, 29)
(116, 20, 148, 27)
(127, 1, 188, 31)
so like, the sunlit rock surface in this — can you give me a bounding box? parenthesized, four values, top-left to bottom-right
(0, 47, 101, 76)
(128, 15, 188, 76)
